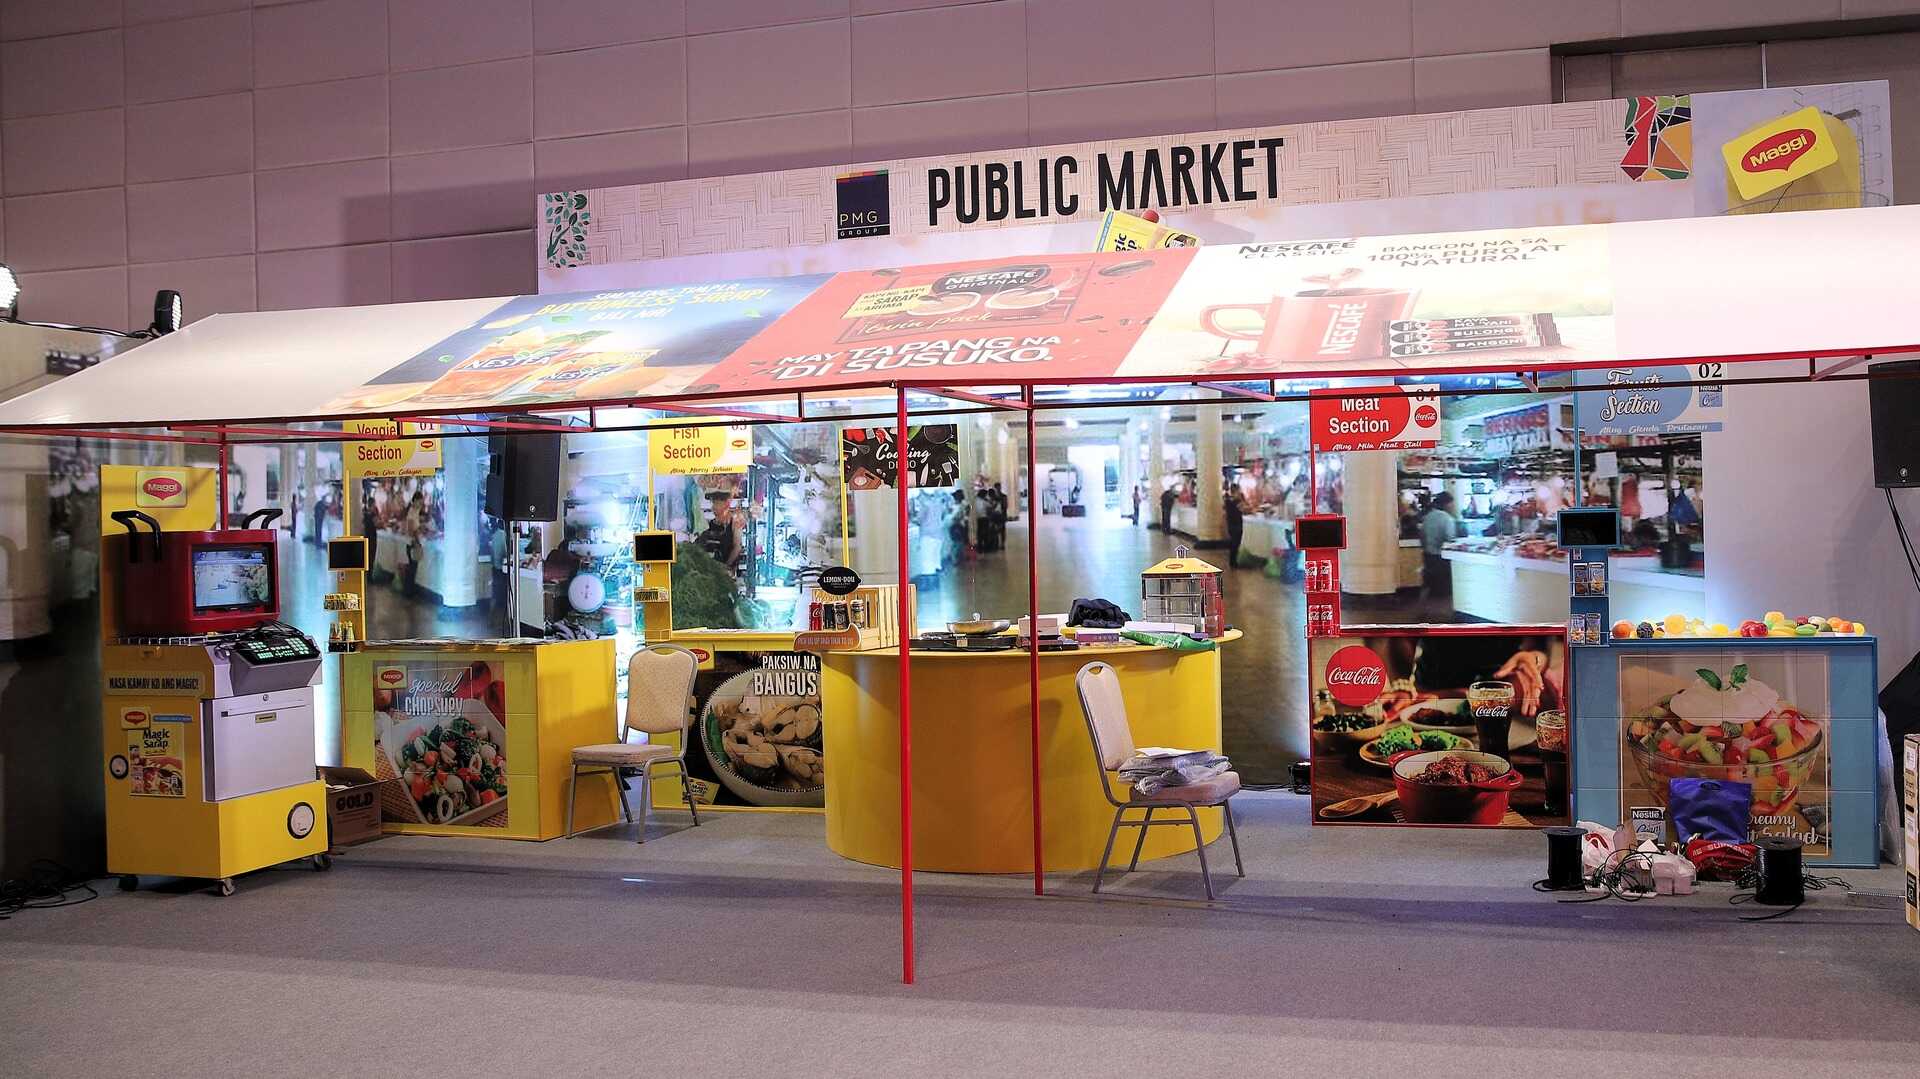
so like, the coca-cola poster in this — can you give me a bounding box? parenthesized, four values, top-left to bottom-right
(1308, 627, 1569, 828)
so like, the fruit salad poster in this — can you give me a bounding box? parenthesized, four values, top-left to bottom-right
(320, 276, 831, 414)
(372, 659, 512, 829)
(1616, 649, 1832, 856)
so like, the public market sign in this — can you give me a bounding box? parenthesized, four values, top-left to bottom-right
(1573, 365, 1724, 436)
(1308, 384, 1441, 452)
(648, 424, 751, 475)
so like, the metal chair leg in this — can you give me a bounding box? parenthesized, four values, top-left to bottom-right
(1126, 807, 1154, 871)
(680, 762, 700, 825)
(1092, 807, 1125, 894)
(564, 764, 579, 838)
(615, 767, 634, 824)
(1224, 800, 1245, 877)
(635, 766, 649, 844)
(1188, 806, 1215, 900)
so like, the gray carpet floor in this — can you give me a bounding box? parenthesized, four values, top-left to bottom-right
(4, 791, 1917, 1078)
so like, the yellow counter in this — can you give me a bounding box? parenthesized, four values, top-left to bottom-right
(341, 638, 618, 840)
(823, 633, 1235, 874)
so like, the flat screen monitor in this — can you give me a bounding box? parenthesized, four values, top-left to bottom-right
(633, 531, 676, 563)
(1556, 508, 1620, 549)
(327, 537, 367, 570)
(192, 544, 274, 612)
(1294, 514, 1346, 550)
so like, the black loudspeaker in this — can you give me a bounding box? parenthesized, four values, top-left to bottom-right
(485, 433, 561, 521)
(1868, 359, 1920, 488)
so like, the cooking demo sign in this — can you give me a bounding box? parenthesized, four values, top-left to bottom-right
(1574, 364, 1724, 436)
(1309, 384, 1441, 452)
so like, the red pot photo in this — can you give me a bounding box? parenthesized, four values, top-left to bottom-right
(1390, 750, 1523, 825)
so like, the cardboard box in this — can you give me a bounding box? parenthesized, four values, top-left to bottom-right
(318, 766, 384, 849)
(1903, 736, 1919, 930)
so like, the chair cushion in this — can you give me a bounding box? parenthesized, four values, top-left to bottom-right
(1129, 770, 1240, 804)
(572, 742, 678, 765)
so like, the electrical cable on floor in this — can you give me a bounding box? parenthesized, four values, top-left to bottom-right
(1727, 867, 1853, 921)
(1535, 850, 1660, 903)
(0, 860, 100, 920)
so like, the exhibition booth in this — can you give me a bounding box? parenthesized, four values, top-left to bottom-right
(7, 72, 1920, 984)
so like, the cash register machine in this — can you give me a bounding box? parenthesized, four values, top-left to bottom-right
(100, 466, 329, 895)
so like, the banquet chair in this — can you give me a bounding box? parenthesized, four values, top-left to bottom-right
(566, 644, 702, 843)
(1074, 661, 1244, 899)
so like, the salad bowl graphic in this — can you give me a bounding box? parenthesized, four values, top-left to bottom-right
(1625, 664, 1822, 817)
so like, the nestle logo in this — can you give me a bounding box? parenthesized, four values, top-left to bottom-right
(836, 170, 890, 239)
(1745, 128, 1816, 174)
(142, 477, 183, 500)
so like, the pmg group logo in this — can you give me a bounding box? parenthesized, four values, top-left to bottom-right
(835, 169, 890, 239)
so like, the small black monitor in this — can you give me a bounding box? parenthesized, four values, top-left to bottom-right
(1557, 508, 1620, 548)
(327, 537, 368, 570)
(1294, 514, 1346, 550)
(633, 531, 676, 563)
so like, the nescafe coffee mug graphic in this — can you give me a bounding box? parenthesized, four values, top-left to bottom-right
(1324, 645, 1388, 708)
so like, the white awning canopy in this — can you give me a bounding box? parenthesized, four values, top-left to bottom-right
(1, 205, 1915, 432)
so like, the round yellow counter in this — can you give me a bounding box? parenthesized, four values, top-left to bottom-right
(822, 633, 1235, 874)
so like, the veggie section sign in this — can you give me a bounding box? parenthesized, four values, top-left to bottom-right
(1309, 384, 1440, 452)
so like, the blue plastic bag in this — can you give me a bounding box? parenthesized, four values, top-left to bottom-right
(1668, 777, 1752, 843)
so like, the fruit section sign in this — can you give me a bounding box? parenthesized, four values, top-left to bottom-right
(1573, 365, 1723, 436)
(1309, 384, 1440, 452)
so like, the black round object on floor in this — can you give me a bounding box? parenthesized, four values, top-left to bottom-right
(1544, 826, 1586, 890)
(1755, 837, 1805, 906)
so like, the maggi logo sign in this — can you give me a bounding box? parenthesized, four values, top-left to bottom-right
(1745, 128, 1815, 173)
(1721, 106, 1840, 201)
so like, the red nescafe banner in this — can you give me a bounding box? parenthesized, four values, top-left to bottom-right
(1308, 627, 1569, 829)
(1308, 384, 1441, 452)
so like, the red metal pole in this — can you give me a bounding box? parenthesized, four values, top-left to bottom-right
(1308, 445, 1317, 516)
(217, 433, 230, 526)
(1026, 389, 1043, 895)
(895, 387, 915, 985)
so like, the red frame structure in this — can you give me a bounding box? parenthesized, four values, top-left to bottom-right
(9, 356, 1919, 987)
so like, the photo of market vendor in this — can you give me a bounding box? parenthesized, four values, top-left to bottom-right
(696, 488, 746, 577)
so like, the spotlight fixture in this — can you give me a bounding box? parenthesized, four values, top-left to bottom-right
(0, 263, 18, 314)
(150, 289, 183, 336)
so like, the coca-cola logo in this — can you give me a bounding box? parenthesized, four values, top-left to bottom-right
(1324, 645, 1386, 707)
(142, 476, 183, 500)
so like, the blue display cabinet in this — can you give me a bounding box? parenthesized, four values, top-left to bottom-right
(1571, 636, 1878, 867)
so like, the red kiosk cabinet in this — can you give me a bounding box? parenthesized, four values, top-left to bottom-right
(1296, 513, 1346, 638)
